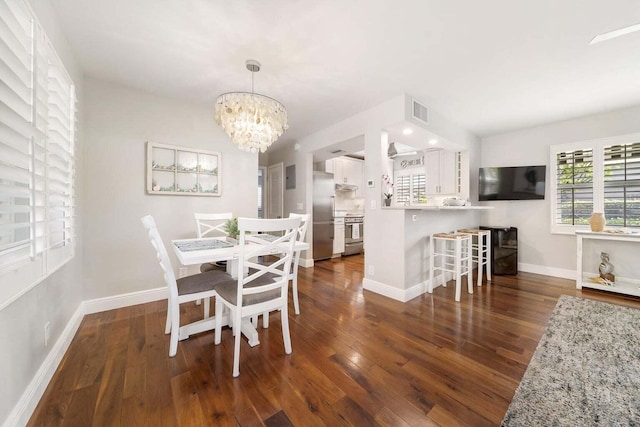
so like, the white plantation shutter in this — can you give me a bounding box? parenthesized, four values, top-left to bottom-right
(0, 0, 33, 268)
(394, 174, 410, 203)
(0, 0, 75, 289)
(604, 143, 640, 227)
(46, 51, 74, 249)
(412, 173, 426, 202)
(554, 149, 593, 226)
(33, 26, 47, 254)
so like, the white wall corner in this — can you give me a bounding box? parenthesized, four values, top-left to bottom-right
(3, 304, 84, 427)
(299, 258, 314, 268)
(83, 287, 167, 315)
(518, 263, 576, 281)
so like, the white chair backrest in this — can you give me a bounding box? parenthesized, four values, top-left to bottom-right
(289, 213, 310, 242)
(195, 212, 233, 238)
(236, 217, 301, 305)
(141, 215, 178, 298)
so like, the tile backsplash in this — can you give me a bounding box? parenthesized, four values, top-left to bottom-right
(335, 190, 364, 214)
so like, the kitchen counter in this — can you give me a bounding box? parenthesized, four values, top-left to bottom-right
(382, 205, 493, 211)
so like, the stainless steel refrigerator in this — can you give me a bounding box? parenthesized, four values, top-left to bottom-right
(313, 171, 335, 260)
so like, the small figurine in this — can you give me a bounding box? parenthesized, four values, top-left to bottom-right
(599, 252, 615, 283)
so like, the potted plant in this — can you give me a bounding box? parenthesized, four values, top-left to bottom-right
(223, 217, 239, 241)
(382, 174, 394, 206)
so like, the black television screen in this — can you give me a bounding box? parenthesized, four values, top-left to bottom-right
(479, 165, 546, 201)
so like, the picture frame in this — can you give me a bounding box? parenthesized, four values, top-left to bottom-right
(146, 141, 222, 196)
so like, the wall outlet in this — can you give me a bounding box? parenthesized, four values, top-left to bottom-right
(178, 267, 188, 278)
(368, 265, 375, 276)
(297, 202, 303, 210)
(44, 322, 51, 347)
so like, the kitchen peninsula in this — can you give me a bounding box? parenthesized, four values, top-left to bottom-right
(383, 205, 493, 211)
(363, 202, 494, 302)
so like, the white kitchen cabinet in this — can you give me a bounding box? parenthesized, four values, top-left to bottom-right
(332, 157, 364, 195)
(426, 150, 457, 195)
(333, 218, 345, 255)
(576, 230, 640, 297)
(325, 159, 335, 174)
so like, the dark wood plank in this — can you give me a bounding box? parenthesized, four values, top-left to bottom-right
(170, 371, 206, 427)
(28, 254, 640, 426)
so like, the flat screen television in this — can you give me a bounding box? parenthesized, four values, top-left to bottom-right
(479, 165, 546, 201)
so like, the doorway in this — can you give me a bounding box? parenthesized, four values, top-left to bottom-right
(258, 167, 266, 218)
(267, 163, 283, 219)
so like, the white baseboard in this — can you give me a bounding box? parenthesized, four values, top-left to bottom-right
(518, 263, 576, 280)
(3, 304, 84, 427)
(83, 286, 167, 315)
(363, 278, 405, 301)
(363, 278, 430, 302)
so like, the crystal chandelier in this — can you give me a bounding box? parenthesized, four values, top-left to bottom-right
(215, 60, 288, 153)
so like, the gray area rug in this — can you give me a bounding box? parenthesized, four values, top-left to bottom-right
(502, 295, 640, 426)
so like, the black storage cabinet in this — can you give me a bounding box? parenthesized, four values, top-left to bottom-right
(479, 226, 518, 275)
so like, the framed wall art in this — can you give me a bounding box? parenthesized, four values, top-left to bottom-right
(146, 142, 221, 196)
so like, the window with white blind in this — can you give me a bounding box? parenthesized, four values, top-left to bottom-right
(394, 174, 410, 203)
(604, 143, 640, 227)
(0, 0, 76, 303)
(412, 173, 426, 203)
(393, 172, 426, 204)
(554, 149, 594, 226)
(550, 135, 640, 233)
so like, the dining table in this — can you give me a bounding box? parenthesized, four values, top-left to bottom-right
(171, 236, 310, 347)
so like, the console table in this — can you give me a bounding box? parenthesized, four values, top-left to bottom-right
(576, 230, 640, 297)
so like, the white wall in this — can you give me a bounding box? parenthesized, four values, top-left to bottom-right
(83, 78, 259, 300)
(480, 105, 640, 278)
(0, 0, 84, 424)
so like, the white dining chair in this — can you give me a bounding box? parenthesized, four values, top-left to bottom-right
(141, 215, 231, 357)
(288, 213, 310, 315)
(195, 212, 233, 240)
(194, 212, 233, 317)
(214, 217, 301, 377)
(258, 213, 310, 328)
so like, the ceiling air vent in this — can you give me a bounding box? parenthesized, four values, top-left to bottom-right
(412, 99, 428, 125)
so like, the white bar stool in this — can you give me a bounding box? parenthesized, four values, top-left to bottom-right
(428, 232, 473, 301)
(458, 228, 492, 286)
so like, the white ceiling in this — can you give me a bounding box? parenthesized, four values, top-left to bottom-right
(51, 0, 640, 149)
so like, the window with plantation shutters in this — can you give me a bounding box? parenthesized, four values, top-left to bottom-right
(0, 0, 33, 269)
(393, 172, 426, 204)
(412, 173, 426, 203)
(0, 0, 76, 303)
(604, 143, 640, 227)
(46, 54, 75, 250)
(394, 174, 410, 203)
(555, 149, 594, 226)
(551, 134, 640, 233)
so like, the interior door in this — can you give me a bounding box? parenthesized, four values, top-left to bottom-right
(258, 167, 266, 218)
(267, 163, 283, 219)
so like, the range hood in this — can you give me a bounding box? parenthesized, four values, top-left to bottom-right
(335, 183, 358, 191)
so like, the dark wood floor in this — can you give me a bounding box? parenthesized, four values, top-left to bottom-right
(29, 255, 640, 426)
